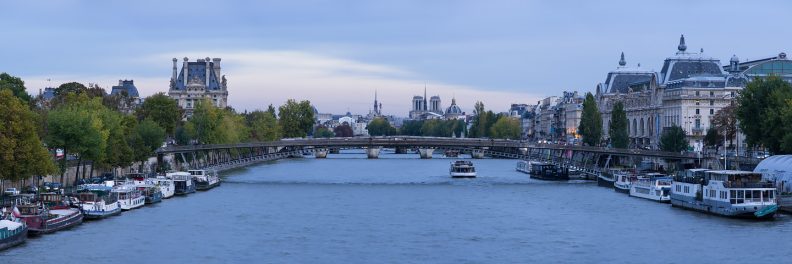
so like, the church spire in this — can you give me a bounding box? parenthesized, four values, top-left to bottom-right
(423, 82, 428, 111)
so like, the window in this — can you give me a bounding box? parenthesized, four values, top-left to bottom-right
(695, 91, 700, 96)
(695, 109, 700, 115)
(710, 100, 714, 106)
(710, 91, 714, 96)
(710, 109, 714, 115)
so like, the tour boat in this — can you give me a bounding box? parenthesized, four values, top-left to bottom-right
(629, 174, 672, 203)
(450, 160, 476, 178)
(152, 176, 175, 199)
(527, 161, 570, 181)
(16, 203, 83, 235)
(444, 149, 460, 158)
(189, 169, 221, 191)
(613, 171, 636, 194)
(113, 185, 146, 210)
(167, 172, 196, 195)
(0, 210, 27, 250)
(671, 169, 778, 219)
(75, 185, 121, 219)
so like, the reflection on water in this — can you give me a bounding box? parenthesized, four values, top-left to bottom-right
(2, 150, 790, 263)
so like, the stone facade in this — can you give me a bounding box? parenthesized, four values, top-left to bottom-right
(168, 57, 228, 117)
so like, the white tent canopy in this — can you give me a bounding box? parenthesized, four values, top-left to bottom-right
(753, 155, 792, 193)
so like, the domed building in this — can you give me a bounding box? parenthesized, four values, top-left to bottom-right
(444, 97, 464, 119)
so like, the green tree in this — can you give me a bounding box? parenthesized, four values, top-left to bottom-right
(99, 109, 134, 170)
(247, 110, 281, 141)
(0, 90, 56, 183)
(0, 72, 32, 103)
(489, 116, 521, 139)
(736, 76, 792, 153)
(185, 99, 248, 144)
(711, 104, 737, 148)
(135, 118, 166, 158)
(399, 120, 424, 136)
(660, 125, 689, 152)
(578, 92, 602, 146)
(136, 92, 182, 135)
(609, 101, 629, 149)
(469, 101, 497, 138)
(703, 127, 723, 149)
(314, 126, 334, 138)
(278, 99, 315, 138)
(46, 95, 109, 183)
(367, 117, 398, 136)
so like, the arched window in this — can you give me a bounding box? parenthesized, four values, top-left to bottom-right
(640, 118, 645, 136)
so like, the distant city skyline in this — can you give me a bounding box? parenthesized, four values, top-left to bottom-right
(2, 0, 790, 115)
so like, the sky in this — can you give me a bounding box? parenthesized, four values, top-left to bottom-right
(1, 0, 790, 115)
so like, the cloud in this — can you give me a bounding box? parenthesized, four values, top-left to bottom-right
(26, 50, 541, 115)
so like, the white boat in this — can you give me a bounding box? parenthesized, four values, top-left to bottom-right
(152, 176, 175, 199)
(75, 185, 121, 219)
(516, 160, 530, 174)
(112, 185, 145, 210)
(167, 172, 196, 195)
(189, 169, 221, 191)
(629, 174, 672, 202)
(450, 160, 476, 178)
(613, 171, 635, 194)
(671, 170, 778, 219)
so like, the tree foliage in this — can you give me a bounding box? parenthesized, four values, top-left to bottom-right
(333, 124, 354, 137)
(469, 101, 498, 138)
(367, 117, 398, 136)
(46, 94, 109, 180)
(185, 99, 248, 144)
(703, 127, 723, 149)
(660, 125, 689, 152)
(609, 101, 629, 148)
(578, 92, 602, 146)
(136, 92, 182, 134)
(711, 104, 737, 146)
(314, 125, 334, 138)
(736, 76, 792, 154)
(278, 99, 315, 138)
(0, 72, 32, 103)
(489, 116, 521, 140)
(246, 110, 281, 141)
(0, 90, 56, 181)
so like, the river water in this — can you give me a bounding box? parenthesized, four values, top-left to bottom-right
(2, 150, 790, 263)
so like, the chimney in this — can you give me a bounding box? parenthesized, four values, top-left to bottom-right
(171, 58, 178, 83)
(212, 58, 222, 80)
(182, 57, 189, 86)
(205, 57, 211, 87)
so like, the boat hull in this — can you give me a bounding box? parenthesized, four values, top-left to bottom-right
(670, 196, 776, 220)
(145, 192, 163, 204)
(174, 182, 196, 195)
(629, 188, 671, 203)
(451, 172, 476, 178)
(195, 180, 221, 191)
(82, 207, 121, 220)
(530, 174, 569, 181)
(26, 209, 84, 235)
(597, 177, 614, 188)
(614, 184, 630, 194)
(119, 197, 146, 210)
(779, 195, 792, 214)
(0, 226, 27, 251)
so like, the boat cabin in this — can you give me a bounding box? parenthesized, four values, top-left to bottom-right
(76, 185, 118, 204)
(451, 161, 476, 173)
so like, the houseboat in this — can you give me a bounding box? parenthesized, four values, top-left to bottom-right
(671, 170, 778, 219)
(75, 185, 121, 219)
(450, 160, 476, 178)
(0, 210, 27, 251)
(597, 170, 616, 188)
(167, 172, 196, 195)
(136, 185, 163, 204)
(614, 172, 637, 194)
(189, 170, 221, 191)
(528, 162, 569, 181)
(516, 160, 530, 174)
(444, 149, 460, 158)
(152, 176, 175, 199)
(629, 174, 672, 202)
(113, 185, 145, 210)
(16, 203, 83, 235)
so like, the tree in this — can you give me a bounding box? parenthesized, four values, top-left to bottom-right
(660, 125, 689, 152)
(609, 101, 629, 148)
(399, 120, 424, 136)
(703, 127, 723, 149)
(135, 119, 166, 158)
(578, 92, 602, 146)
(333, 124, 354, 137)
(185, 99, 248, 144)
(367, 117, 398, 136)
(314, 126, 334, 138)
(278, 99, 315, 138)
(0, 90, 56, 183)
(489, 116, 521, 139)
(136, 92, 182, 135)
(247, 110, 281, 141)
(736, 76, 792, 153)
(46, 95, 109, 183)
(711, 104, 737, 148)
(0, 72, 32, 103)
(469, 101, 497, 138)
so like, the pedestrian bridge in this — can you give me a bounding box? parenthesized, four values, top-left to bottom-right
(156, 136, 700, 177)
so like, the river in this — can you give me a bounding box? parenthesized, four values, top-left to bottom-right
(2, 150, 790, 263)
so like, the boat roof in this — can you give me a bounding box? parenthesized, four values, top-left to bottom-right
(687, 168, 710, 172)
(166, 172, 191, 177)
(706, 170, 759, 175)
(77, 184, 113, 191)
(0, 219, 23, 230)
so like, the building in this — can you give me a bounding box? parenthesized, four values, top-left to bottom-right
(444, 97, 465, 120)
(408, 85, 447, 120)
(168, 57, 228, 117)
(110, 80, 142, 114)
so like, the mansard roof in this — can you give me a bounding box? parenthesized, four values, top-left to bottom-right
(174, 61, 223, 90)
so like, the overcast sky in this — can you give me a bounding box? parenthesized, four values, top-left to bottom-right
(1, 0, 789, 115)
